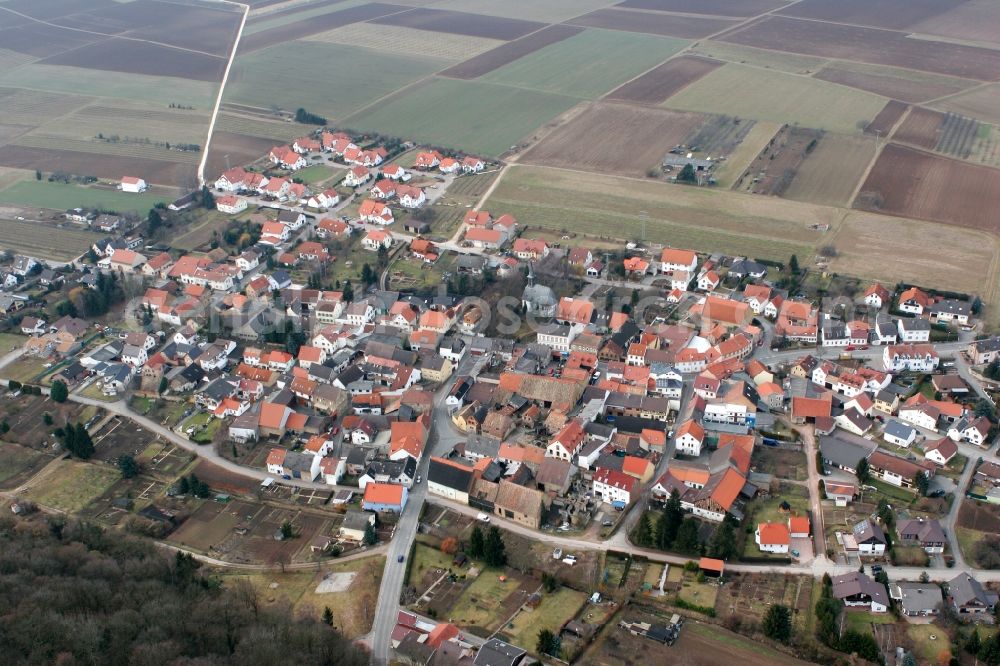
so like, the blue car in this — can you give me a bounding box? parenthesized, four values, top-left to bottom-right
(398, 555, 405, 563)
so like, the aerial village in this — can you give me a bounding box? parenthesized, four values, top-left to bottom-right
(4, 126, 1000, 665)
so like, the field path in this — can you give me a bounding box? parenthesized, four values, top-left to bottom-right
(198, 1, 250, 187)
(848, 104, 909, 204)
(0, 5, 229, 59)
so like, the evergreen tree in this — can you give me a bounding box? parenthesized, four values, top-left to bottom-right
(673, 518, 702, 555)
(789, 254, 800, 274)
(363, 521, 378, 546)
(158, 376, 168, 394)
(147, 208, 163, 237)
(484, 526, 507, 567)
(856, 457, 870, 485)
(322, 606, 334, 626)
(467, 525, 485, 559)
(536, 629, 560, 656)
(635, 512, 653, 547)
(117, 454, 140, 479)
(657, 490, 684, 549)
(762, 604, 792, 643)
(707, 517, 737, 560)
(50, 380, 68, 403)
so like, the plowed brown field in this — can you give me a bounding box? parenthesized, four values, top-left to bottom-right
(855, 143, 1000, 232)
(607, 55, 723, 104)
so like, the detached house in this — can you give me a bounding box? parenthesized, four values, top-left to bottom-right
(832, 572, 889, 613)
(512, 238, 549, 261)
(359, 199, 394, 225)
(363, 230, 393, 252)
(755, 522, 789, 554)
(898, 287, 931, 315)
(950, 573, 998, 615)
(863, 283, 891, 309)
(897, 518, 947, 554)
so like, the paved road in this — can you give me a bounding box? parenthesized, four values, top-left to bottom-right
(793, 423, 829, 563)
(59, 392, 361, 494)
(367, 352, 481, 664)
(196, 0, 248, 187)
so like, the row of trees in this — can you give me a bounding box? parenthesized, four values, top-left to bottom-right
(633, 491, 738, 559)
(59, 422, 95, 459)
(466, 525, 507, 567)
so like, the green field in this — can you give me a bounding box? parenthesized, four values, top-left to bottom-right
(226, 42, 447, 120)
(0, 180, 169, 212)
(665, 63, 888, 133)
(24, 461, 119, 513)
(482, 29, 688, 99)
(485, 165, 830, 261)
(502, 587, 587, 649)
(0, 64, 216, 107)
(295, 164, 339, 185)
(346, 78, 581, 156)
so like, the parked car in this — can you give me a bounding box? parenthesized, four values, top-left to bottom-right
(476, 513, 490, 523)
(553, 548, 563, 560)
(562, 555, 577, 566)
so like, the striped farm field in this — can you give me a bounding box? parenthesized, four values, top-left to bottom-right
(305, 23, 505, 61)
(0, 218, 101, 261)
(688, 41, 829, 74)
(0, 87, 93, 125)
(47, 102, 209, 146)
(665, 63, 887, 134)
(0, 48, 36, 72)
(481, 28, 688, 99)
(14, 135, 200, 164)
(215, 113, 304, 142)
(783, 132, 875, 207)
(0, 65, 217, 107)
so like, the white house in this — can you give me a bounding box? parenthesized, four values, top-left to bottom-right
(660, 248, 697, 275)
(883, 421, 917, 448)
(362, 230, 393, 251)
(592, 468, 637, 506)
(216, 195, 247, 215)
(948, 416, 991, 446)
(897, 317, 931, 343)
(120, 344, 147, 367)
(673, 419, 704, 456)
(898, 403, 939, 431)
(306, 189, 340, 209)
(121, 176, 148, 193)
(924, 437, 958, 466)
(883, 344, 939, 373)
(344, 166, 371, 187)
(755, 522, 790, 554)
(546, 421, 585, 461)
